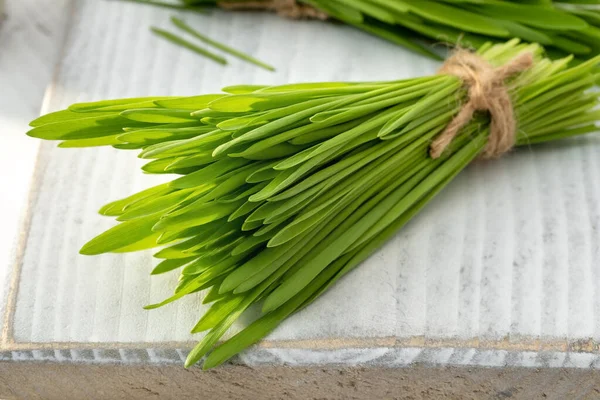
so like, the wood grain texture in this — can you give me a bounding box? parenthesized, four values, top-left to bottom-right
(3, 0, 600, 368)
(0, 0, 73, 341)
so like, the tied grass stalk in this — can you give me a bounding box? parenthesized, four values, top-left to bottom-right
(27, 40, 600, 369)
(303, 0, 600, 61)
(164, 0, 600, 61)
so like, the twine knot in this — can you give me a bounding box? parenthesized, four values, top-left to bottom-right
(429, 50, 533, 159)
(218, 0, 328, 20)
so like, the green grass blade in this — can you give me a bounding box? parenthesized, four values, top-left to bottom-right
(151, 27, 227, 65)
(171, 17, 275, 71)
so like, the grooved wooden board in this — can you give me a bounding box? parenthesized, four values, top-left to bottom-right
(0, 0, 72, 343)
(1, 0, 600, 369)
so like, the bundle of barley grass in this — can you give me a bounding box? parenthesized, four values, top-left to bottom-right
(295, 0, 600, 61)
(28, 40, 600, 369)
(126, 0, 600, 61)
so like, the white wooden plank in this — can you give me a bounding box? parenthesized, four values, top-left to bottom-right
(3, 0, 600, 368)
(0, 0, 72, 340)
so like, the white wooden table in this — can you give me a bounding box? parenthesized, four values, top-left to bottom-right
(0, 0, 72, 345)
(1, 0, 600, 397)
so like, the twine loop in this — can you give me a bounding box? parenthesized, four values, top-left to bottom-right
(218, 0, 328, 20)
(429, 50, 533, 159)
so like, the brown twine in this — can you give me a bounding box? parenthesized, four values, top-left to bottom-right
(217, 0, 328, 20)
(429, 49, 533, 159)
